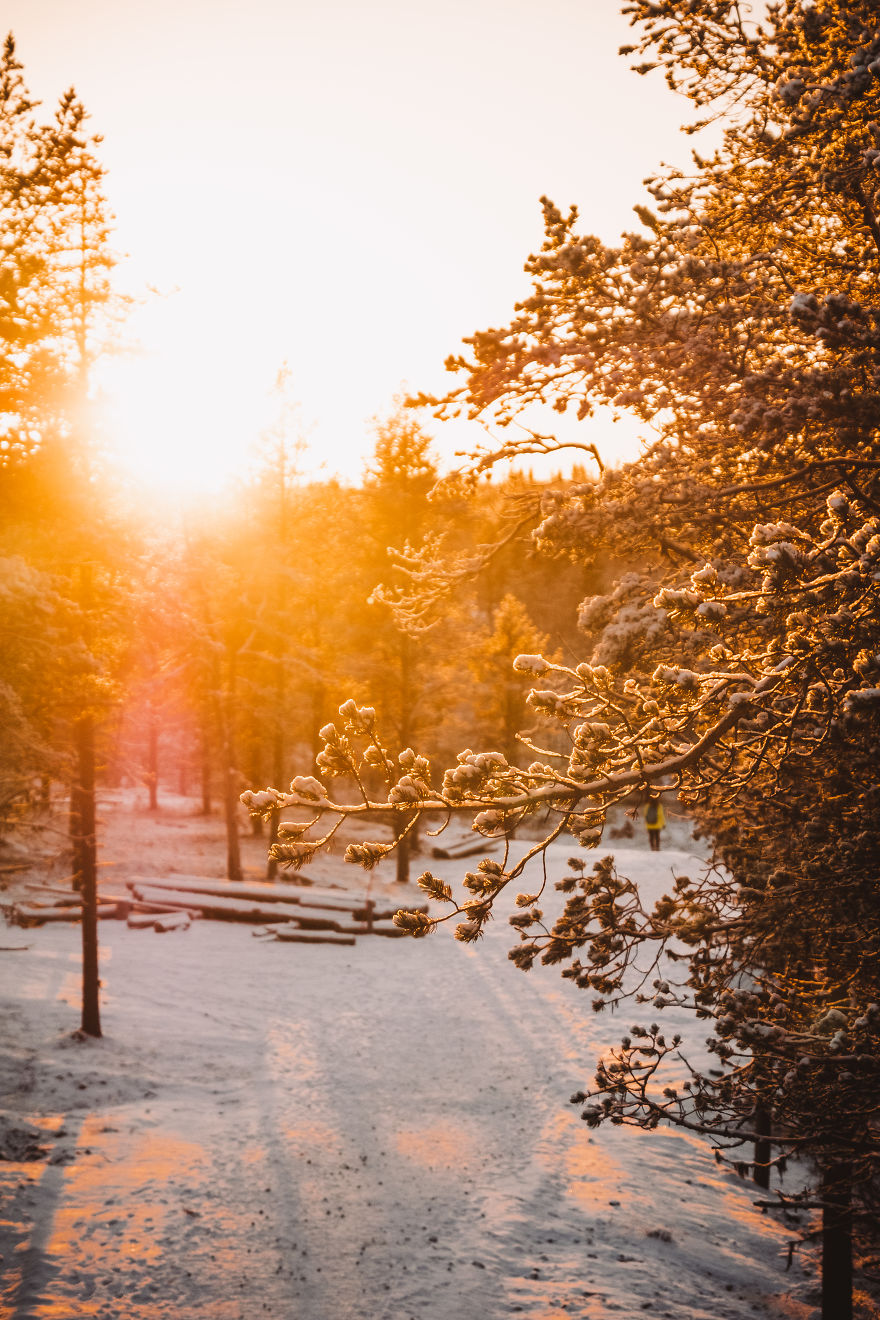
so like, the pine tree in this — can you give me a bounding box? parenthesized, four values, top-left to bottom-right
(246, 6, 880, 1314)
(0, 556, 81, 828)
(470, 594, 554, 766)
(0, 40, 122, 1038)
(360, 412, 441, 881)
(0, 34, 60, 467)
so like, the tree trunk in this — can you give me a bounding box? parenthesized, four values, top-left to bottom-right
(200, 733, 212, 815)
(224, 764, 243, 882)
(267, 672, 284, 880)
(267, 807, 280, 879)
(221, 646, 243, 883)
(309, 680, 326, 767)
(147, 713, 159, 811)
(70, 779, 84, 892)
(395, 816, 411, 884)
(753, 1100, 771, 1190)
(75, 713, 101, 1038)
(69, 563, 101, 1036)
(822, 1161, 853, 1320)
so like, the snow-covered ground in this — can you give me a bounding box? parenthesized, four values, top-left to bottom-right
(0, 792, 818, 1319)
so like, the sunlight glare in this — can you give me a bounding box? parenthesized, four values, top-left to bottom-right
(100, 347, 267, 502)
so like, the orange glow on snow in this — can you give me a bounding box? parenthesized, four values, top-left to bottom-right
(541, 1110, 626, 1211)
(395, 1119, 479, 1173)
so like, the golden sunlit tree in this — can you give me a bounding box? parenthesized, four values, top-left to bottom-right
(0, 36, 123, 1039)
(469, 593, 555, 767)
(0, 557, 82, 829)
(240, 371, 317, 876)
(353, 411, 483, 881)
(246, 4, 880, 1315)
(0, 35, 63, 467)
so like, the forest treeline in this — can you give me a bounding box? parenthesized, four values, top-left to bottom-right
(2, 398, 598, 872)
(0, 34, 596, 876)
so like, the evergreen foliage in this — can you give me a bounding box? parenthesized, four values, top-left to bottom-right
(246, 5, 880, 1313)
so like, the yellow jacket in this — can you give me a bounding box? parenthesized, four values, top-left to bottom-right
(645, 801, 666, 830)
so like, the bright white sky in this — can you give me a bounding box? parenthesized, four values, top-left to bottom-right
(7, 0, 694, 499)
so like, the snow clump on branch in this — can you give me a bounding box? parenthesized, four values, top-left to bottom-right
(513, 653, 550, 674)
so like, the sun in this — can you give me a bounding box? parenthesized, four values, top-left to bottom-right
(98, 340, 267, 504)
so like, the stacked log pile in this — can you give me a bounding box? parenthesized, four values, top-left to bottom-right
(6, 884, 194, 929)
(4, 873, 424, 943)
(12, 899, 121, 925)
(124, 876, 418, 942)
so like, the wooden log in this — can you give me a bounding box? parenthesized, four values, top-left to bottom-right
(430, 840, 499, 860)
(131, 885, 306, 925)
(287, 914, 344, 931)
(128, 911, 169, 929)
(125, 874, 429, 920)
(92, 895, 132, 919)
(299, 888, 401, 906)
(126, 874, 370, 913)
(13, 902, 119, 926)
(366, 905, 423, 922)
(293, 892, 376, 913)
(128, 899, 203, 918)
(334, 920, 409, 938)
(128, 910, 191, 931)
(126, 878, 429, 928)
(271, 927, 356, 946)
(153, 912, 191, 933)
(127, 908, 200, 928)
(238, 910, 346, 932)
(277, 887, 428, 917)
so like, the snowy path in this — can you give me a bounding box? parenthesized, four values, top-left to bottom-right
(0, 841, 814, 1319)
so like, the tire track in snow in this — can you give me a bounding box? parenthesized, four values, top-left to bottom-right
(254, 937, 532, 1320)
(428, 847, 805, 1319)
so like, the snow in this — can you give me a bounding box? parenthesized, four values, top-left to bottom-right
(513, 655, 550, 675)
(0, 791, 818, 1318)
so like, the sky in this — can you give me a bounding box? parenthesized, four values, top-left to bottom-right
(6, 0, 696, 499)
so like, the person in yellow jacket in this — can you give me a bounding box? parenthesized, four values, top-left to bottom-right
(645, 796, 666, 851)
